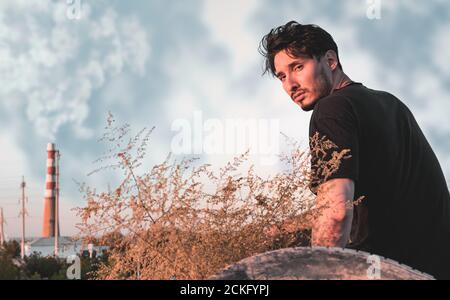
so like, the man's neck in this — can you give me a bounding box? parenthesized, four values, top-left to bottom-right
(331, 71, 353, 94)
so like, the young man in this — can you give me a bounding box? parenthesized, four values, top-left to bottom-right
(259, 21, 450, 279)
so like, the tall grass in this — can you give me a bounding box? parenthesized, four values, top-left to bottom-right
(75, 114, 352, 279)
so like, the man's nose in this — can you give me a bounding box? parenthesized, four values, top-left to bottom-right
(286, 75, 300, 93)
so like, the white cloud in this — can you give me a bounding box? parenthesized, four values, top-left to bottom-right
(411, 72, 450, 182)
(383, 0, 443, 17)
(0, 0, 151, 140)
(431, 21, 450, 78)
(411, 69, 450, 132)
(202, 0, 260, 75)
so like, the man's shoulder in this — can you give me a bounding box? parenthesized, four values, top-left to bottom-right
(312, 92, 354, 120)
(313, 83, 402, 120)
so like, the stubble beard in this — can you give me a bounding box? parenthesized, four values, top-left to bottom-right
(301, 67, 333, 112)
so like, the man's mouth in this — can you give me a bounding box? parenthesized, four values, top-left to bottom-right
(292, 92, 306, 104)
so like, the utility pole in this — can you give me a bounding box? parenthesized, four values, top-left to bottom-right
(0, 207, 6, 247)
(54, 150, 60, 257)
(19, 176, 28, 259)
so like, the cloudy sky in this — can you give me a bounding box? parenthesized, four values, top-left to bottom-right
(1, 0, 449, 238)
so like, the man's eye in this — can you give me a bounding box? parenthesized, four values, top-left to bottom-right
(278, 76, 285, 82)
(295, 65, 303, 71)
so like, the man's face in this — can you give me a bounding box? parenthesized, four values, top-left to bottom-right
(274, 49, 332, 112)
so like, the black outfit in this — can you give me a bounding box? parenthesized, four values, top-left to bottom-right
(308, 82, 450, 279)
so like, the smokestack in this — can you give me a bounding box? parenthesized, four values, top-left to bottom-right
(42, 143, 60, 237)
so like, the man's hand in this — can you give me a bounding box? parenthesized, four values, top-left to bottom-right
(312, 178, 354, 248)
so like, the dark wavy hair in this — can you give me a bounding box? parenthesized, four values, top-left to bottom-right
(259, 21, 343, 76)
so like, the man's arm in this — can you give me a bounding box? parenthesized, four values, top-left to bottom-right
(312, 178, 354, 248)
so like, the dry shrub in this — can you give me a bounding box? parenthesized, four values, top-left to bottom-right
(75, 114, 352, 279)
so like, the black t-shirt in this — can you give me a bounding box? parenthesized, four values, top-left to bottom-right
(308, 82, 450, 279)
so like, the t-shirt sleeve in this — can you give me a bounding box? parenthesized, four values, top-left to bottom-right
(309, 97, 359, 195)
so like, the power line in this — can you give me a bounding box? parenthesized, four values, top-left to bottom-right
(0, 207, 5, 246)
(19, 176, 28, 259)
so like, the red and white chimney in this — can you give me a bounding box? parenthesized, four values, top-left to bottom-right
(42, 143, 60, 237)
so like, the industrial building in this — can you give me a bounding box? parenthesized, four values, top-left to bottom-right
(22, 143, 107, 258)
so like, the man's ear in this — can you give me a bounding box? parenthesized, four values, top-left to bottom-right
(325, 50, 339, 71)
